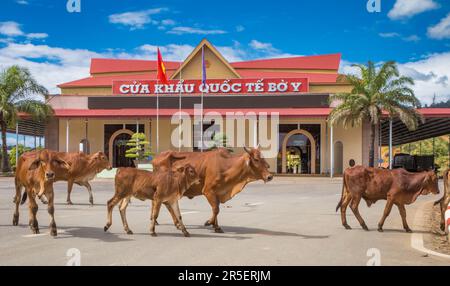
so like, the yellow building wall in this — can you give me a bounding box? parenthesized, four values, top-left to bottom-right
(333, 124, 363, 170)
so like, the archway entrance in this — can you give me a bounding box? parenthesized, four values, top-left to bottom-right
(281, 129, 316, 174)
(108, 129, 134, 168)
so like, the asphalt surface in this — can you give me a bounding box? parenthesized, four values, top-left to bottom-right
(0, 177, 449, 266)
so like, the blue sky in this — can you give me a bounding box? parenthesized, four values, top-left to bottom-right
(0, 0, 449, 105)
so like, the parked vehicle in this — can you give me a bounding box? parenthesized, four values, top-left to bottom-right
(392, 153, 438, 172)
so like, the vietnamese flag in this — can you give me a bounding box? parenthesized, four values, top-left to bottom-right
(156, 48, 168, 84)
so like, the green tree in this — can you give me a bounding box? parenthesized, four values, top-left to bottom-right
(9, 144, 33, 170)
(329, 61, 423, 167)
(125, 132, 153, 161)
(0, 66, 53, 173)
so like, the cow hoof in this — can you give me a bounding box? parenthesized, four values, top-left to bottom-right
(32, 228, 40, 234)
(405, 228, 413, 233)
(214, 227, 224, 233)
(50, 229, 57, 237)
(126, 230, 133, 235)
(103, 225, 110, 232)
(12, 215, 19, 226)
(89, 198, 94, 206)
(362, 224, 369, 231)
(377, 228, 383, 232)
(150, 232, 157, 237)
(204, 220, 212, 227)
(343, 224, 352, 230)
(41, 199, 48, 205)
(67, 201, 73, 205)
(183, 231, 190, 237)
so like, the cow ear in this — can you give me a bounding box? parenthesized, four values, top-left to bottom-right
(56, 158, 71, 169)
(243, 147, 252, 155)
(28, 159, 41, 171)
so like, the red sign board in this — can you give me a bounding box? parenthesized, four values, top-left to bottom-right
(112, 78, 309, 95)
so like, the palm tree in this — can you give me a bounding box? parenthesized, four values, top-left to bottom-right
(0, 65, 53, 173)
(329, 61, 423, 167)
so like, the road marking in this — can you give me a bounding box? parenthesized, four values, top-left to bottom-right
(22, 229, 68, 238)
(245, 202, 264, 207)
(181, 211, 199, 215)
(410, 203, 450, 260)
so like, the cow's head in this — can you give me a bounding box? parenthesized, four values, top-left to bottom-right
(421, 171, 439, 195)
(176, 163, 201, 188)
(243, 146, 273, 183)
(29, 150, 71, 182)
(92, 151, 112, 171)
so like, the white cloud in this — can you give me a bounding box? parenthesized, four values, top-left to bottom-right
(26, 33, 48, 39)
(388, 0, 439, 20)
(0, 21, 24, 36)
(379, 32, 401, 38)
(378, 32, 420, 42)
(403, 35, 421, 42)
(16, 0, 28, 5)
(108, 8, 165, 30)
(339, 52, 450, 105)
(167, 26, 227, 35)
(236, 25, 245, 32)
(427, 13, 450, 39)
(249, 40, 277, 52)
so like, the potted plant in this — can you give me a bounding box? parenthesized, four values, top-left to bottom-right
(286, 153, 300, 174)
(125, 132, 153, 169)
(208, 132, 233, 152)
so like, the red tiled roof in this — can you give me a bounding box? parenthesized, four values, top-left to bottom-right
(416, 108, 450, 117)
(58, 73, 157, 88)
(236, 70, 338, 83)
(60, 54, 342, 88)
(53, 108, 333, 118)
(230, 54, 341, 70)
(90, 58, 181, 74)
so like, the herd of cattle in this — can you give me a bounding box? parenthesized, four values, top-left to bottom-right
(9, 147, 450, 238)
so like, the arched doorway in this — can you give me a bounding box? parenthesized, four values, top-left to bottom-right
(108, 129, 134, 168)
(281, 129, 316, 174)
(334, 141, 344, 175)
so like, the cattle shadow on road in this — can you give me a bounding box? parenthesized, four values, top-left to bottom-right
(188, 225, 330, 239)
(57, 226, 133, 242)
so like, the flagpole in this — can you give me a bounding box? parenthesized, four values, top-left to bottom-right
(156, 79, 159, 154)
(178, 60, 182, 152)
(200, 46, 205, 152)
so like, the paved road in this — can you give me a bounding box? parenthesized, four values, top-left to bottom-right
(0, 177, 448, 266)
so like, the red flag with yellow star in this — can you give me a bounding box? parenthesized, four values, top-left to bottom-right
(156, 48, 168, 84)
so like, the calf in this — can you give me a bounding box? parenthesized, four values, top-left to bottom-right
(13, 150, 70, 236)
(336, 166, 439, 232)
(104, 164, 200, 237)
(434, 169, 450, 231)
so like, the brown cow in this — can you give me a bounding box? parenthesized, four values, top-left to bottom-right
(152, 146, 273, 233)
(434, 169, 450, 231)
(21, 151, 112, 205)
(13, 150, 70, 236)
(104, 164, 200, 237)
(336, 166, 439, 232)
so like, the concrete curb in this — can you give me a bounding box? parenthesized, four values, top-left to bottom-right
(410, 202, 450, 260)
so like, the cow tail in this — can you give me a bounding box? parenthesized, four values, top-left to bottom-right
(20, 191, 27, 205)
(336, 175, 346, 212)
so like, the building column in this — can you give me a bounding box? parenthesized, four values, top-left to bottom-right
(15, 122, 19, 165)
(330, 125, 334, 178)
(389, 119, 393, 169)
(253, 119, 258, 147)
(66, 119, 70, 152)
